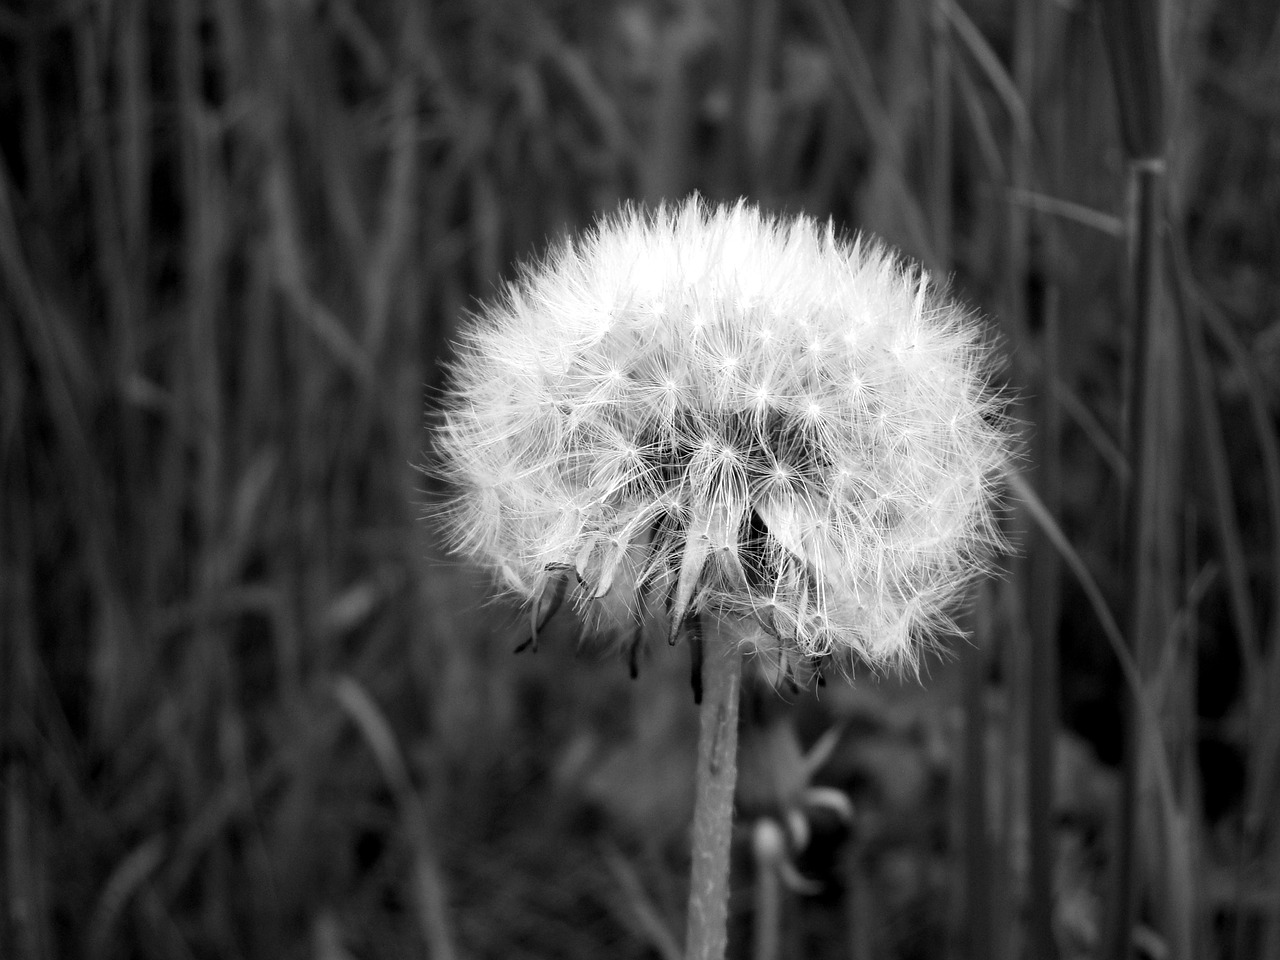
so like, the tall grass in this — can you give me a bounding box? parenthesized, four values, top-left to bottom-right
(2, 1, 1277, 958)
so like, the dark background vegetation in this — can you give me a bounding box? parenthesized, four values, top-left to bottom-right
(2, 0, 1277, 958)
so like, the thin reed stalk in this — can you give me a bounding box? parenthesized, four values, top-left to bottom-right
(1008, 4, 1065, 958)
(959, 598, 993, 960)
(1098, 2, 1188, 958)
(929, 0, 953, 267)
(1026, 289, 1063, 960)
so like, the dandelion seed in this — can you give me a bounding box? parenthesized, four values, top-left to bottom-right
(432, 196, 1010, 679)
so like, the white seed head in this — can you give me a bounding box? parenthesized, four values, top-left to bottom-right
(432, 197, 1010, 678)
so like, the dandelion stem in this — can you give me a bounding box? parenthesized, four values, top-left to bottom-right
(685, 616, 744, 960)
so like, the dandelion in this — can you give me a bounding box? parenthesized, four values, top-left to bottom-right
(430, 196, 1010, 960)
(433, 196, 1009, 680)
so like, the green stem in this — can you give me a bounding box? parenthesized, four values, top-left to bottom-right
(685, 616, 744, 960)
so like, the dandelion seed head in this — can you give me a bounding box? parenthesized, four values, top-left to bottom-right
(432, 196, 1011, 678)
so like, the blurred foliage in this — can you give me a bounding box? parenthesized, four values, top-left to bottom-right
(2, 0, 1278, 958)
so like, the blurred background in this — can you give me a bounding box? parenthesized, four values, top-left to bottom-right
(2, 0, 1278, 958)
